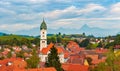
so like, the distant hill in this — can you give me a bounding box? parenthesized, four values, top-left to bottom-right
(47, 24, 118, 37)
(0, 35, 34, 41)
(0, 24, 119, 37)
(0, 32, 8, 36)
(79, 24, 118, 37)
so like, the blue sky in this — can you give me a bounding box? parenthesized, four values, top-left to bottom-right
(0, 0, 120, 35)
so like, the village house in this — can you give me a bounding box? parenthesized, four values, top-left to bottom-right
(0, 57, 56, 71)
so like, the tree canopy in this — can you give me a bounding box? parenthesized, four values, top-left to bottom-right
(45, 46, 63, 71)
(26, 49, 39, 68)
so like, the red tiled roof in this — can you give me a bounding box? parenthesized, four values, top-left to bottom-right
(26, 67, 56, 71)
(0, 57, 56, 71)
(67, 56, 85, 64)
(64, 52, 69, 58)
(114, 45, 120, 49)
(95, 48, 108, 53)
(41, 43, 54, 54)
(0, 57, 26, 71)
(92, 59, 105, 65)
(62, 64, 89, 71)
(41, 43, 64, 54)
(66, 41, 83, 53)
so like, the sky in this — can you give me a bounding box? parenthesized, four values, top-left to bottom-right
(0, 0, 120, 35)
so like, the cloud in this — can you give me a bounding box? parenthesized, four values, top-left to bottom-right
(77, 17, 120, 21)
(29, 0, 49, 3)
(110, 2, 120, 13)
(0, 8, 16, 15)
(0, 0, 120, 35)
(83, 3, 106, 12)
(0, 24, 39, 32)
(109, 2, 120, 17)
(48, 17, 120, 29)
(6, 0, 49, 4)
(0, 1, 11, 5)
(42, 6, 77, 19)
(42, 4, 106, 19)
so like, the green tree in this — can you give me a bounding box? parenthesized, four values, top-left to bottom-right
(92, 47, 120, 71)
(31, 38, 40, 46)
(12, 38, 20, 46)
(80, 39, 90, 47)
(21, 38, 32, 48)
(86, 43, 92, 49)
(16, 51, 24, 58)
(26, 49, 39, 68)
(82, 32, 86, 37)
(114, 34, 120, 45)
(97, 42, 103, 48)
(57, 36, 62, 43)
(7, 52, 12, 58)
(91, 62, 106, 71)
(45, 46, 62, 71)
(48, 36, 56, 44)
(86, 57, 92, 65)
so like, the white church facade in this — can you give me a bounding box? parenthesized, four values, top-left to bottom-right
(39, 19, 64, 63)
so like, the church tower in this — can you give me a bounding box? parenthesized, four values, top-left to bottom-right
(40, 19, 47, 51)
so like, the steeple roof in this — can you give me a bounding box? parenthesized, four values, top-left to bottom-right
(40, 19, 47, 30)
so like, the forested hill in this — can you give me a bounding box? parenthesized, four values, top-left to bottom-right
(0, 35, 34, 41)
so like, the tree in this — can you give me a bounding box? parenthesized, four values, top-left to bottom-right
(92, 47, 120, 71)
(7, 52, 12, 58)
(16, 51, 24, 58)
(21, 38, 32, 48)
(26, 49, 39, 68)
(48, 36, 56, 44)
(58, 32, 61, 36)
(86, 43, 92, 49)
(114, 34, 120, 45)
(80, 39, 90, 47)
(86, 57, 92, 65)
(97, 42, 103, 48)
(82, 32, 86, 37)
(31, 38, 40, 46)
(45, 46, 62, 71)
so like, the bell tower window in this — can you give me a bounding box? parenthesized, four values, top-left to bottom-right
(42, 41, 45, 43)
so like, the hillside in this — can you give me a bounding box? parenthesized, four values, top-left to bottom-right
(0, 35, 34, 41)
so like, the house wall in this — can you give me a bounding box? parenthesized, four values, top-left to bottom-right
(39, 54, 48, 62)
(59, 53, 64, 63)
(39, 53, 64, 63)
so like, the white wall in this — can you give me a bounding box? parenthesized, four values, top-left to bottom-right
(39, 53, 64, 63)
(40, 29, 47, 51)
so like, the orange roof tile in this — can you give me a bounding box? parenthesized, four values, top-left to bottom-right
(27, 67, 56, 71)
(0, 57, 26, 71)
(41, 43, 54, 54)
(41, 43, 64, 54)
(62, 64, 89, 71)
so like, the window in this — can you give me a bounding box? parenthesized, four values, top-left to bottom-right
(45, 57, 48, 61)
(42, 41, 45, 43)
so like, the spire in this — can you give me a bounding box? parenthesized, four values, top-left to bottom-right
(40, 18, 47, 30)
